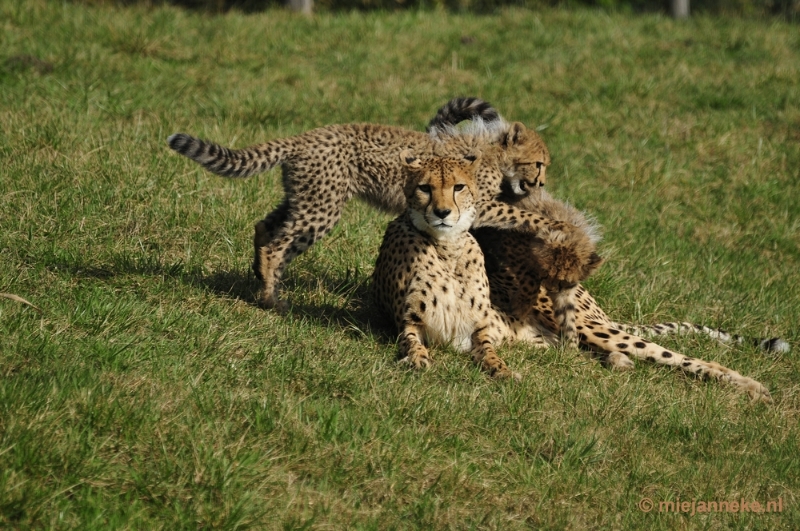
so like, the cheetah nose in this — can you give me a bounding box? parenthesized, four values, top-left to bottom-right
(433, 208, 451, 219)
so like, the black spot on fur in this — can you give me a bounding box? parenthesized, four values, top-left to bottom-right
(662, 351, 673, 358)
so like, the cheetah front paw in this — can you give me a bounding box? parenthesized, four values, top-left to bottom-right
(399, 348, 432, 369)
(488, 365, 522, 381)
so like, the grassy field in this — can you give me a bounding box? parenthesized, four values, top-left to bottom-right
(1, 1, 799, 528)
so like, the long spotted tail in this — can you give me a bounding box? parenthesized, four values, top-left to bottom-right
(167, 133, 290, 178)
(426, 97, 502, 132)
(609, 321, 790, 354)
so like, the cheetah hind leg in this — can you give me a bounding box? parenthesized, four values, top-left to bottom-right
(584, 348, 636, 371)
(253, 198, 346, 311)
(253, 203, 291, 311)
(579, 322, 771, 402)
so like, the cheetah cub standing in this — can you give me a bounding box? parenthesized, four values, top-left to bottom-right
(373, 151, 571, 379)
(167, 117, 568, 311)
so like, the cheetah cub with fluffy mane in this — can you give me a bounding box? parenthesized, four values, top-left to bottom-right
(373, 151, 565, 379)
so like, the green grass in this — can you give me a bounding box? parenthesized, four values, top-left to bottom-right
(1, 1, 799, 528)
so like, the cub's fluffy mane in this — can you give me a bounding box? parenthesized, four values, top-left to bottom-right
(428, 117, 511, 144)
(520, 189, 603, 245)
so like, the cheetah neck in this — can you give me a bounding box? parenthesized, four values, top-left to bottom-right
(433, 237, 472, 263)
(405, 213, 472, 264)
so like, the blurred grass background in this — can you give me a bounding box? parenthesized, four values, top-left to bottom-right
(70, 0, 800, 17)
(1, 0, 799, 528)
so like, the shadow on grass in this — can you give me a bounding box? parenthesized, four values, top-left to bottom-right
(278, 270, 397, 345)
(41, 251, 397, 345)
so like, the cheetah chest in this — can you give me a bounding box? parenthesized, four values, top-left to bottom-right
(411, 236, 492, 352)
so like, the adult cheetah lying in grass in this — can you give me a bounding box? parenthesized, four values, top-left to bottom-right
(168, 108, 571, 310)
(373, 151, 564, 379)
(373, 151, 774, 401)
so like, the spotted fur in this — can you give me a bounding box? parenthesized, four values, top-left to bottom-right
(481, 208, 776, 402)
(427, 97, 549, 196)
(607, 321, 790, 354)
(475, 189, 604, 348)
(427, 99, 781, 399)
(168, 117, 573, 310)
(373, 152, 557, 379)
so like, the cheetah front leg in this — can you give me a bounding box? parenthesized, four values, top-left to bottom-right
(398, 322, 433, 369)
(548, 284, 579, 349)
(473, 201, 601, 283)
(470, 324, 521, 380)
(578, 322, 771, 402)
(472, 200, 572, 236)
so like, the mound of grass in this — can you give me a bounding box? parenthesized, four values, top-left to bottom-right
(1, 1, 798, 528)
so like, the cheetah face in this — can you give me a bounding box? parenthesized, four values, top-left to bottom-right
(501, 122, 551, 196)
(400, 150, 480, 240)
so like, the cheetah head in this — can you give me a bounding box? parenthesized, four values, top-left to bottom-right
(400, 149, 481, 241)
(500, 122, 551, 196)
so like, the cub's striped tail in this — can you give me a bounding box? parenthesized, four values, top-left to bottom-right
(167, 133, 289, 178)
(610, 321, 790, 354)
(426, 97, 502, 132)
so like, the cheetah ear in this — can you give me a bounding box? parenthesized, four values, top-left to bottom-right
(400, 149, 422, 169)
(501, 122, 527, 148)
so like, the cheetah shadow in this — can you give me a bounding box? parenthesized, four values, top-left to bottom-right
(197, 267, 398, 344)
(266, 270, 397, 344)
(37, 252, 397, 344)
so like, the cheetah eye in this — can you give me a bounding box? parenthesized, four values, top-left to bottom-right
(535, 161, 544, 169)
(417, 185, 431, 194)
(453, 184, 465, 192)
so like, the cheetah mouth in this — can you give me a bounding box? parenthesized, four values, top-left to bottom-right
(429, 220, 453, 229)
